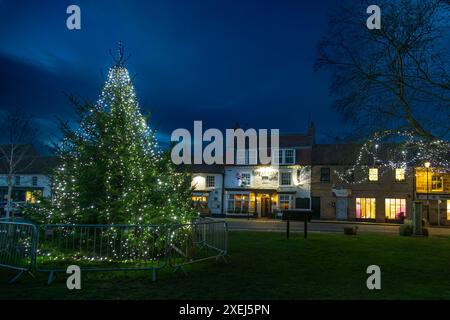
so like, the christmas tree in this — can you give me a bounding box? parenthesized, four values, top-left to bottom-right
(40, 45, 195, 225)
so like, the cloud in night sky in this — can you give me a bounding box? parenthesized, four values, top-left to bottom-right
(0, 0, 352, 147)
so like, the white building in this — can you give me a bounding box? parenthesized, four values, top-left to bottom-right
(0, 155, 54, 204)
(190, 164, 224, 215)
(189, 130, 314, 218)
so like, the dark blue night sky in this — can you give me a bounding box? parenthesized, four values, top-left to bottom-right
(0, 0, 347, 146)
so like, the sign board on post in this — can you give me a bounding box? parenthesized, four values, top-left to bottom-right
(332, 188, 352, 198)
(282, 210, 312, 240)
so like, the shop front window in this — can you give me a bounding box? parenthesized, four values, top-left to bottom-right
(385, 198, 406, 220)
(192, 195, 208, 208)
(227, 193, 255, 214)
(279, 194, 292, 210)
(447, 200, 450, 221)
(356, 198, 376, 219)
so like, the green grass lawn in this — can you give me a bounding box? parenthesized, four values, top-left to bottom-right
(1, 231, 450, 299)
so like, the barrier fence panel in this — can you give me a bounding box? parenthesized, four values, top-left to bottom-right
(1, 219, 228, 284)
(0, 221, 37, 282)
(168, 220, 228, 271)
(36, 224, 169, 283)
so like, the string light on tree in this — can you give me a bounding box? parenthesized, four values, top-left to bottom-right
(33, 43, 195, 226)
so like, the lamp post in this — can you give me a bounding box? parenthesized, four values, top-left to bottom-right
(424, 161, 431, 223)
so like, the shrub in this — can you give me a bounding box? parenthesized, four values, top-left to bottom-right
(344, 226, 358, 235)
(399, 222, 413, 236)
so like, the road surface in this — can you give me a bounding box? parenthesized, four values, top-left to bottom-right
(223, 218, 450, 237)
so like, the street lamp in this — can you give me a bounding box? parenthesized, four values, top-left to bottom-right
(424, 161, 431, 223)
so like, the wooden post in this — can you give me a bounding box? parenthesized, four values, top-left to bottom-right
(286, 216, 290, 240)
(413, 201, 423, 236)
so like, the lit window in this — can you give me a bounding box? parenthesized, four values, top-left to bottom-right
(431, 175, 444, 191)
(26, 191, 39, 204)
(356, 198, 376, 219)
(368, 168, 378, 181)
(279, 194, 292, 210)
(206, 175, 215, 188)
(280, 172, 292, 186)
(385, 198, 406, 220)
(227, 193, 255, 214)
(395, 169, 405, 182)
(192, 195, 208, 208)
(447, 200, 450, 221)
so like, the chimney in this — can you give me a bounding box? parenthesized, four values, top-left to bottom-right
(308, 121, 316, 145)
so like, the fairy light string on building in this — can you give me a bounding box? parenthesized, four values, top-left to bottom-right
(334, 129, 450, 184)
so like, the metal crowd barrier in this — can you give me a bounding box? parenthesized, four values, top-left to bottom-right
(0, 219, 228, 283)
(37, 224, 169, 283)
(168, 220, 228, 272)
(0, 221, 37, 283)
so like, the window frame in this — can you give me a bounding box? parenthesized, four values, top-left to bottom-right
(385, 198, 406, 220)
(192, 195, 208, 208)
(356, 197, 376, 219)
(278, 194, 292, 210)
(275, 148, 296, 165)
(206, 175, 215, 188)
(320, 167, 331, 182)
(240, 172, 251, 186)
(395, 168, 405, 182)
(368, 168, 379, 182)
(447, 200, 450, 221)
(431, 174, 444, 191)
(284, 149, 295, 165)
(227, 192, 255, 214)
(280, 171, 292, 186)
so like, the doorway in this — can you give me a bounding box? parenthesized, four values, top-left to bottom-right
(336, 197, 348, 220)
(260, 194, 270, 217)
(311, 196, 321, 219)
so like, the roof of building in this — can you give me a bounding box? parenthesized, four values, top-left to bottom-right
(312, 144, 361, 165)
(279, 133, 314, 148)
(0, 144, 40, 157)
(312, 143, 405, 166)
(177, 164, 224, 174)
(0, 156, 57, 175)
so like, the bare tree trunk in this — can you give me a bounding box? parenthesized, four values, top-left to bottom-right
(0, 111, 39, 220)
(6, 175, 12, 219)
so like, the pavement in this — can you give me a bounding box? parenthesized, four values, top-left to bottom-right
(223, 218, 450, 237)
